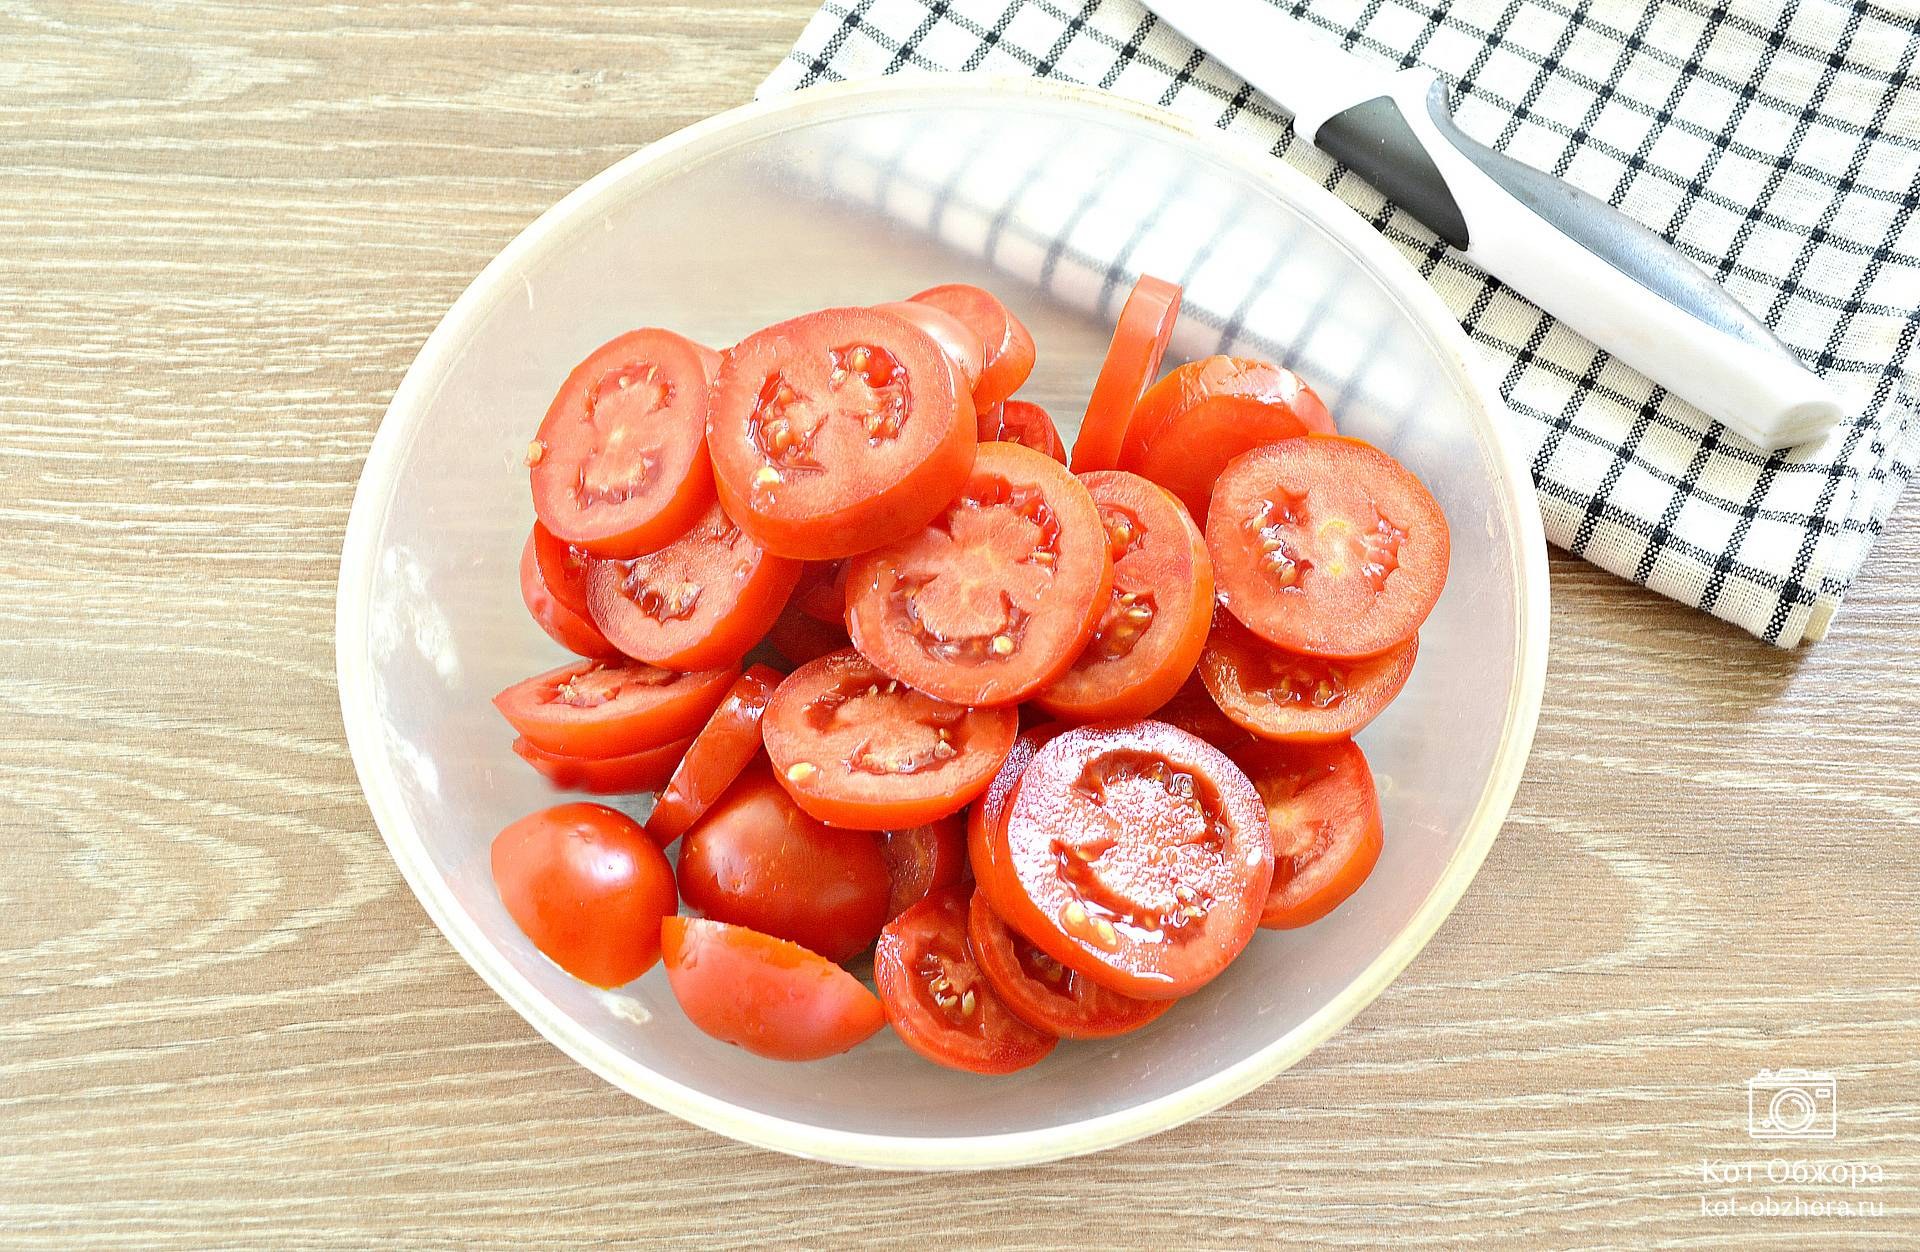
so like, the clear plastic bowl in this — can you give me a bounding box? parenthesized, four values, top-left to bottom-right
(336, 77, 1549, 1170)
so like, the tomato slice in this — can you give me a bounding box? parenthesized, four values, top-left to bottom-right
(1209, 436, 1449, 659)
(966, 888, 1171, 1039)
(765, 601, 850, 667)
(585, 499, 801, 671)
(707, 306, 975, 560)
(641, 664, 782, 846)
(493, 658, 736, 758)
(1230, 739, 1383, 928)
(1119, 357, 1335, 522)
(1200, 609, 1417, 743)
(1034, 471, 1212, 723)
(964, 723, 1065, 890)
(984, 721, 1272, 999)
(761, 649, 1018, 830)
(909, 283, 1035, 412)
(1069, 274, 1181, 472)
(528, 328, 720, 557)
(531, 520, 599, 622)
(977, 399, 1067, 464)
(846, 441, 1112, 706)
(510, 734, 691, 794)
(873, 300, 984, 394)
(874, 885, 1057, 1074)
(881, 813, 967, 921)
(491, 803, 677, 987)
(518, 529, 621, 660)
(792, 560, 849, 624)
(1148, 673, 1253, 752)
(661, 917, 886, 1062)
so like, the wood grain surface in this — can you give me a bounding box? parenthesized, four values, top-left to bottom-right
(3, 2, 1917, 1246)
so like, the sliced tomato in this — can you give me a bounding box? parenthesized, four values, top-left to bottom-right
(792, 560, 849, 624)
(1069, 274, 1181, 473)
(1150, 673, 1254, 752)
(874, 300, 984, 394)
(641, 664, 781, 847)
(585, 498, 800, 671)
(1200, 609, 1417, 743)
(528, 328, 720, 557)
(518, 529, 621, 660)
(909, 283, 1035, 412)
(978, 399, 1067, 464)
(1230, 739, 1383, 929)
(874, 885, 1056, 1074)
(1119, 356, 1335, 521)
(766, 601, 850, 667)
(707, 306, 975, 560)
(493, 658, 736, 758)
(531, 520, 599, 622)
(847, 441, 1112, 706)
(1208, 436, 1449, 659)
(966, 888, 1171, 1039)
(1034, 471, 1212, 723)
(964, 723, 1065, 890)
(511, 734, 691, 794)
(661, 917, 886, 1062)
(881, 813, 967, 921)
(984, 721, 1272, 1000)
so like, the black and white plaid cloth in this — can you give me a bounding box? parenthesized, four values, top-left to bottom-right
(761, 0, 1920, 646)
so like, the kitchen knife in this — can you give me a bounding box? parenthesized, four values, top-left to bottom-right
(1141, 0, 1843, 450)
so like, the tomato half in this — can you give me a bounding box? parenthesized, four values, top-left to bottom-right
(661, 917, 886, 1062)
(881, 813, 967, 921)
(1069, 274, 1181, 472)
(766, 601, 850, 667)
(909, 283, 1035, 412)
(846, 441, 1112, 705)
(1119, 356, 1335, 521)
(964, 723, 1065, 890)
(491, 803, 677, 987)
(518, 529, 621, 660)
(1230, 739, 1383, 929)
(641, 664, 782, 847)
(510, 734, 691, 794)
(874, 300, 984, 394)
(985, 721, 1272, 999)
(532, 520, 599, 622)
(874, 885, 1057, 1074)
(493, 658, 737, 758)
(1034, 471, 1212, 723)
(966, 888, 1171, 1039)
(1150, 674, 1255, 752)
(1200, 609, 1417, 743)
(528, 328, 720, 557)
(760, 650, 1018, 830)
(707, 306, 975, 560)
(1208, 436, 1449, 659)
(978, 400, 1067, 464)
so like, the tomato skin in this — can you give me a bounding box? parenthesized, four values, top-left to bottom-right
(966, 888, 1171, 1039)
(491, 803, 677, 988)
(765, 602, 850, 667)
(978, 400, 1067, 464)
(875, 885, 1057, 1074)
(510, 734, 691, 794)
(964, 724, 1065, 891)
(881, 813, 968, 921)
(531, 521, 599, 622)
(519, 530, 623, 660)
(1230, 739, 1383, 929)
(641, 664, 782, 847)
(909, 284, 1035, 412)
(1201, 610, 1418, 743)
(874, 300, 984, 394)
(1070, 274, 1181, 473)
(661, 917, 886, 1062)
(493, 658, 737, 758)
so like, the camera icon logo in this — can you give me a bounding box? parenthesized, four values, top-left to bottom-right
(1747, 1069, 1837, 1139)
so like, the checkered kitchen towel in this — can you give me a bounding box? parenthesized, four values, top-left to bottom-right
(761, 0, 1920, 646)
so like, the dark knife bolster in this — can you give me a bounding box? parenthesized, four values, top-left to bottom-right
(1315, 93, 1470, 250)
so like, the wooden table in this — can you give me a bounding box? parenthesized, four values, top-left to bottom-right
(6, 3, 1916, 1245)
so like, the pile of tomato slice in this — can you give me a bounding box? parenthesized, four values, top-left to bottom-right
(489, 278, 1449, 1073)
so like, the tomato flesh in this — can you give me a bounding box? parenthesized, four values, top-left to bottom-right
(966, 887, 1171, 1039)
(1149, 673, 1254, 752)
(881, 813, 967, 921)
(1069, 274, 1181, 472)
(766, 601, 850, 667)
(792, 559, 849, 624)
(909, 283, 1035, 412)
(642, 664, 782, 847)
(978, 399, 1066, 464)
(1230, 739, 1383, 928)
(1201, 609, 1417, 743)
(492, 658, 736, 758)
(661, 917, 885, 1062)
(510, 734, 691, 794)
(518, 529, 621, 660)
(531, 521, 599, 622)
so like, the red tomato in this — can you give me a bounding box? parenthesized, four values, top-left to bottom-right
(1200, 609, 1417, 743)
(977, 400, 1067, 464)
(531, 520, 599, 622)
(760, 650, 1018, 830)
(491, 803, 677, 987)
(1230, 739, 1383, 929)
(964, 723, 1065, 890)
(874, 299, 984, 394)
(518, 529, 621, 660)
(909, 283, 1035, 412)
(765, 601, 850, 667)
(874, 885, 1057, 1074)
(676, 763, 890, 963)
(1034, 471, 1213, 723)
(493, 658, 736, 758)
(585, 499, 800, 671)
(1208, 436, 1449, 659)
(1151, 673, 1255, 752)
(528, 329, 720, 557)
(792, 560, 849, 624)
(641, 664, 782, 847)
(966, 888, 1171, 1039)
(661, 917, 886, 1062)
(706, 307, 975, 560)
(510, 734, 691, 794)
(1119, 356, 1335, 521)
(881, 813, 967, 921)
(846, 441, 1113, 706)
(1069, 274, 1181, 472)
(984, 721, 1272, 999)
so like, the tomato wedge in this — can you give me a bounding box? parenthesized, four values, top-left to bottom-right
(1034, 471, 1212, 722)
(966, 888, 1171, 1039)
(510, 734, 691, 794)
(964, 723, 1065, 889)
(874, 300, 983, 394)
(881, 813, 967, 921)
(984, 721, 1272, 1000)
(847, 441, 1112, 706)
(641, 664, 782, 847)
(1200, 609, 1417, 743)
(1230, 739, 1383, 929)
(1119, 356, 1335, 521)
(875, 885, 1057, 1074)
(528, 328, 720, 557)
(585, 498, 800, 672)
(531, 520, 599, 622)
(493, 658, 736, 758)
(518, 529, 621, 660)
(760, 649, 1017, 830)
(766, 601, 850, 667)
(1069, 274, 1181, 472)
(978, 399, 1067, 464)
(909, 283, 1035, 412)
(1209, 436, 1449, 659)
(661, 917, 885, 1062)
(707, 306, 975, 560)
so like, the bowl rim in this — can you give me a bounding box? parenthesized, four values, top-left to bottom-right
(335, 73, 1551, 1171)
